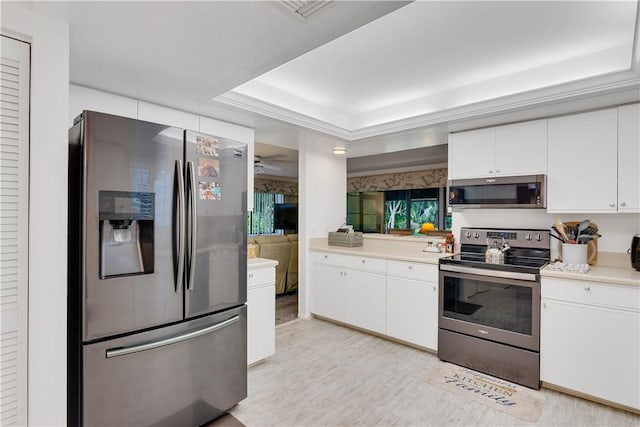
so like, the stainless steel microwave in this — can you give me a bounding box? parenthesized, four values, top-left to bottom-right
(448, 175, 546, 209)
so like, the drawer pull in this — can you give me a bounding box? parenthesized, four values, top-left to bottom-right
(106, 315, 239, 358)
(361, 259, 366, 263)
(584, 285, 591, 291)
(324, 255, 328, 259)
(408, 265, 413, 270)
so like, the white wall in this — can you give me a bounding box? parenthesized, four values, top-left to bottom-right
(453, 210, 640, 259)
(298, 133, 347, 317)
(1, 4, 69, 426)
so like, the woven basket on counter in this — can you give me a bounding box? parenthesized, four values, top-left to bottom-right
(328, 232, 363, 247)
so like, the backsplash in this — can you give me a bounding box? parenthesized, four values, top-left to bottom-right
(452, 210, 640, 256)
(347, 168, 447, 192)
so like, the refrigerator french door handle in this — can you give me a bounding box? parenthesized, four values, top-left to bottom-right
(105, 315, 240, 358)
(175, 160, 186, 292)
(187, 161, 197, 291)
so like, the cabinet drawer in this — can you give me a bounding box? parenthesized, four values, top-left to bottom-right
(542, 278, 639, 311)
(247, 268, 275, 288)
(386, 260, 438, 282)
(343, 255, 386, 273)
(311, 251, 344, 267)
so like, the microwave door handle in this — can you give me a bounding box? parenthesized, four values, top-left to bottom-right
(187, 161, 197, 291)
(175, 160, 186, 292)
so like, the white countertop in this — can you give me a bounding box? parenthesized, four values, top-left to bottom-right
(310, 237, 638, 286)
(247, 257, 278, 270)
(309, 239, 451, 265)
(541, 263, 640, 287)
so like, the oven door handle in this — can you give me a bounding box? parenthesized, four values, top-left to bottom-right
(439, 264, 537, 281)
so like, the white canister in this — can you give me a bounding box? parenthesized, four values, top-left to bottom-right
(562, 243, 588, 264)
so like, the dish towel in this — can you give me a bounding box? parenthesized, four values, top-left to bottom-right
(549, 261, 590, 273)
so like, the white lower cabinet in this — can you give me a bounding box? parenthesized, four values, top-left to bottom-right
(311, 263, 345, 322)
(247, 266, 276, 365)
(311, 253, 386, 333)
(541, 278, 640, 410)
(345, 269, 386, 334)
(311, 252, 441, 350)
(386, 261, 439, 350)
(386, 277, 438, 350)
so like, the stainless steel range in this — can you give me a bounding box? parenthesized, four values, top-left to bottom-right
(438, 227, 550, 389)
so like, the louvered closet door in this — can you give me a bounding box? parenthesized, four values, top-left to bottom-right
(0, 35, 30, 427)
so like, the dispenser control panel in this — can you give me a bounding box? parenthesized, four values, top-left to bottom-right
(98, 191, 155, 279)
(99, 191, 154, 221)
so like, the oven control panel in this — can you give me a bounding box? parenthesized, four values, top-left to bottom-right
(460, 228, 550, 249)
(486, 231, 517, 240)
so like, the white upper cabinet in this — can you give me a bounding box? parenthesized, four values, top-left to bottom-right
(547, 108, 618, 213)
(69, 84, 138, 126)
(618, 104, 640, 212)
(448, 120, 547, 180)
(138, 101, 200, 131)
(448, 127, 495, 179)
(494, 119, 547, 176)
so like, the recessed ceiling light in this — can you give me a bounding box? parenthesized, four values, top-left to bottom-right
(333, 147, 347, 155)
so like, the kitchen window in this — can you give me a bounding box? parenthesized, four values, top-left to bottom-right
(348, 187, 451, 232)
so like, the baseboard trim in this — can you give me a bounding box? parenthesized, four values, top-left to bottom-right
(541, 382, 640, 415)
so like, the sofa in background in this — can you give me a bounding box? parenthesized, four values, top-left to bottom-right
(286, 234, 298, 293)
(248, 234, 298, 295)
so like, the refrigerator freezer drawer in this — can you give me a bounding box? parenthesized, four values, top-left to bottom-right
(80, 306, 247, 427)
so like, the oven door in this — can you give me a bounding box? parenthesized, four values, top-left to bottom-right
(438, 266, 540, 351)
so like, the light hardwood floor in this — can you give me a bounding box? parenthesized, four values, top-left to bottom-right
(232, 318, 640, 427)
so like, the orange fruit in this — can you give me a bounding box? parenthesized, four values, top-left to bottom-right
(420, 222, 435, 233)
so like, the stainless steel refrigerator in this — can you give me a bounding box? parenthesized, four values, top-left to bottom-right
(67, 111, 248, 426)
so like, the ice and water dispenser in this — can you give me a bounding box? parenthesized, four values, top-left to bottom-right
(99, 191, 154, 279)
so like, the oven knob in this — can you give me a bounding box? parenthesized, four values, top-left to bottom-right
(525, 234, 532, 241)
(473, 232, 480, 239)
(465, 231, 471, 238)
(535, 234, 543, 241)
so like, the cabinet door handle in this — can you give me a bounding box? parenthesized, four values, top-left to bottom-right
(609, 203, 616, 208)
(584, 285, 591, 291)
(495, 169, 500, 174)
(432, 285, 436, 291)
(543, 302, 547, 309)
(361, 259, 366, 263)
(408, 265, 413, 270)
(324, 255, 328, 259)
(620, 201, 626, 207)
(248, 273, 253, 278)
(488, 170, 493, 174)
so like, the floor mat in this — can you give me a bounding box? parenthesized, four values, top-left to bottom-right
(425, 362, 545, 422)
